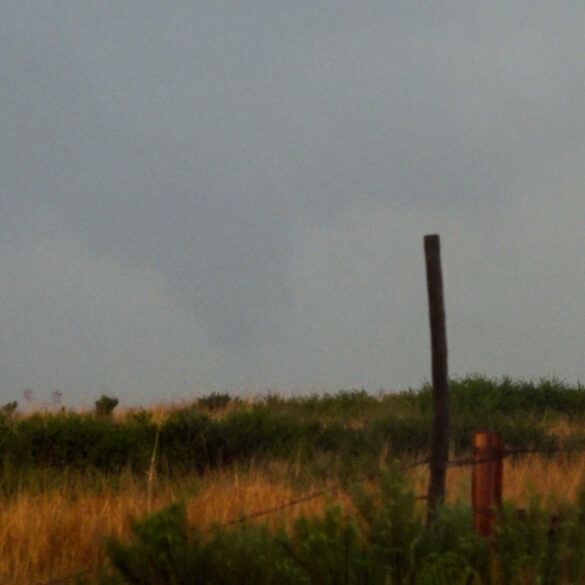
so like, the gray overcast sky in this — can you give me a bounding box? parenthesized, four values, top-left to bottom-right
(2, 2, 585, 406)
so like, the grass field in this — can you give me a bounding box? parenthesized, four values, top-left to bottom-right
(3, 452, 585, 583)
(3, 377, 585, 584)
(0, 456, 581, 584)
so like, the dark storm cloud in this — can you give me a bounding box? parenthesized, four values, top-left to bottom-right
(2, 2, 585, 404)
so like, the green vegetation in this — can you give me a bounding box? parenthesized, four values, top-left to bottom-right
(95, 395, 120, 418)
(5, 377, 585, 583)
(2, 377, 585, 488)
(96, 470, 486, 585)
(197, 392, 232, 412)
(95, 467, 585, 585)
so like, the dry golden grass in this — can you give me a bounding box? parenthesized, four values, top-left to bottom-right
(0, 462, 351, 585)
(502, 452, 585, 505)
(407, 452, 585, 506)
(2, 453, 585, 585)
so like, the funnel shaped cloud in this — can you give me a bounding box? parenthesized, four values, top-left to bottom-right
(2, 3, 585, 404)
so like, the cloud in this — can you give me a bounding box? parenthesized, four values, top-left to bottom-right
(255, 148, 585, 391)
(444, 150, 585, 384)
(0, 217, 235, 405)
(251, 202, 458, 392)
(2, 4, 585, 402)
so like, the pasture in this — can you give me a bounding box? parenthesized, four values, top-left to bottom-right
(2, 376, 585, 584)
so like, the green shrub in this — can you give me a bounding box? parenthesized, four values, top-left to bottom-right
(220, 406, 313, 461)
(198, 392, 232, 412)
(0, 411, 154, 476)
(159, 407, 220, 473)
(100, 468, 585, 585)
(3, 375, 585, 486)
(1, 401, 18, 418)
(99, 469, 490, 585)
(95, 395, 119, 417)
(449, 376, 585, 421)
(372, 414, 431, 457)
(101, 502, 303, 585)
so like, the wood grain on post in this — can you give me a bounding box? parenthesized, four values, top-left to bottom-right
(472, 431, 503, 538)
(424, 234, 450, 522)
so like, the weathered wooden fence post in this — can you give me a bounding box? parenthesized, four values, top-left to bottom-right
(472, 431, 503, 538)
(424, 234, 450, 522)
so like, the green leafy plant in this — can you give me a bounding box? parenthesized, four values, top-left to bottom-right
(99, 469, 491, 585)
(1, 401, 18, 417)
(101, 502, 302, 585)
(198, 392, 232, 412)
(95, 395, 119, 418)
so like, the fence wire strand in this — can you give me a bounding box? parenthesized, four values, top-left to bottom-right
(33, 443, 585, 585)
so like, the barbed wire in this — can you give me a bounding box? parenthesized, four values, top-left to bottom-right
(207, 456, 432, 533)
(446, 444, 585, 469)
(213, 444, 585, 530)
(32, 443, 585, 585)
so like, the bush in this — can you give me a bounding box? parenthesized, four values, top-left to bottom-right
(0, 411, 155, 475)
(219, 406, 317, 462)
(100, 467, 585, 585)
(101, 502, 302, 585)
(1, 401, 18, 418)
(95, 395, 119, 418)
(197, 392, 232, 412)
(159, 407, 220, 473)
(3, 376, 585, 483)
(371, 414, 431, 457)
(99, 469, 490, 585)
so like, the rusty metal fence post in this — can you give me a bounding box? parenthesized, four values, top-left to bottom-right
(472, 431, 503, 538)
